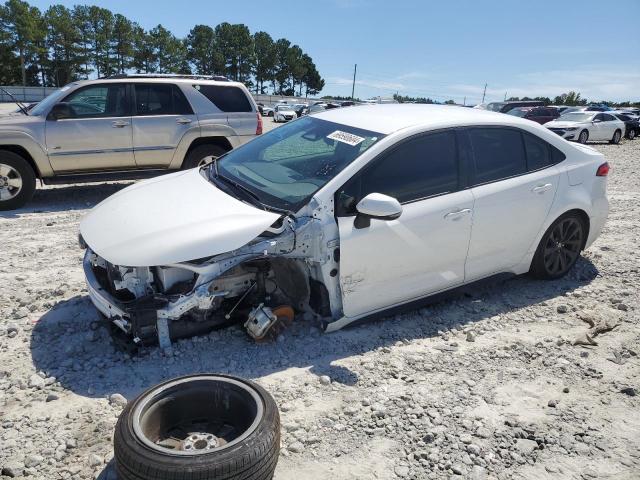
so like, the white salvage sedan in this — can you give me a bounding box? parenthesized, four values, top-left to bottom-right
(79, 105, 609, 348)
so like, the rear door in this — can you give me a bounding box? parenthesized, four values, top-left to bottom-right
(464, 127, 561, 281)
(45, 83, 134, 172)
(131, 83, 196, 167)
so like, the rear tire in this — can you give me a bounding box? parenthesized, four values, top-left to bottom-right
(627, 129, 635, 140)
(0, 151, 36, 211)
(577, 130, 589, 144)
(530, 213, 586, 280)
(114, 374, 280, 480)
(183, 144, 228, 170)
(610, 129, 622, 144)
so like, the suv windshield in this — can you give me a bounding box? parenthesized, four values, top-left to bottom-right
(559, 112, 595, 122)
(213, 116, 383, 212)
(507, 109, 528, 117)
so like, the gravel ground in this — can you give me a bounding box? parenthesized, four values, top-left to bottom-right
(0, 136, 638, 480)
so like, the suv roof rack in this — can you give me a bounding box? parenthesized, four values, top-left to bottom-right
(102, 74, 230, 82)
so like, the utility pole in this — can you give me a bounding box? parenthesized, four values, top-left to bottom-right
(351, 64, 357, 100)
(482, 83, 487, 103)
(463, 96, 466, 106)
(504, 92, 507, 101)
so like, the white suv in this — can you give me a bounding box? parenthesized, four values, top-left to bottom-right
(0, 74, 262, 210)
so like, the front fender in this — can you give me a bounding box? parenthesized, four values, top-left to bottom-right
(0, 130, 53, 177)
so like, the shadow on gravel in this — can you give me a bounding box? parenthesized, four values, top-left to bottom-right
(30, 257, 599, 400)
(0, 182, 132, 218)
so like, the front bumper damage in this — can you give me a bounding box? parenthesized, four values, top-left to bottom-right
(83, 213, 341, 350)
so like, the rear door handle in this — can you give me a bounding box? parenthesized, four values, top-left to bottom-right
(112, 120, 130, 128)
(176, 118, 192, 124)
(444, 208, 472, 220)
(532, 183, 553, 194)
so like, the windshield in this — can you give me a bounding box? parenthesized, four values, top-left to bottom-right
(486, 102, 506, 112)
(30, 83, 76, 116)
(559, 112, 595, 122)
(213, 116, 383, 212)
(507, 109, 528, 117)
(278, 106, 293, 111)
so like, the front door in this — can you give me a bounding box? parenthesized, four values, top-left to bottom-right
(336, 130, 473, 318)
(131, 83, 197, 168)
(464, 127, 560, 280)
(45, 83, 134, 173)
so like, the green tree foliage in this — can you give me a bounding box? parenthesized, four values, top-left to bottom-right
(0, 0, 325, 95)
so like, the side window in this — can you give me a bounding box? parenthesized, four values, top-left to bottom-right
(468, 128, 526, 185)
(134, 84, 193, 116)
(602, 113, 615, 121)
(193, 84, 253, 112)
(63, 84, 128, 118)
(338, 131, 458, 212)
(594, 113, 605, 121)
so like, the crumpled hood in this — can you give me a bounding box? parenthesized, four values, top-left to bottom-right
(80, 168, 280, 266)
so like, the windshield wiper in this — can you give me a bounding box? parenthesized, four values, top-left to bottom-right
(0, 87, 29, 115)
(211, 171, 294, 216)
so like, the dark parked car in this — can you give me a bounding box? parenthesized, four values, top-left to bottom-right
(507, 106, 560, 124)
(485, 100, 545, 113)
(613, 113, 640, 139)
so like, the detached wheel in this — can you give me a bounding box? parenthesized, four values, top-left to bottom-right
(610, 129, 622, 144)
(0, 151, 36, 211)
(183, 144, 228, 170)
(114, 374, 280, 480)
(530, 213, 586, 280)
(577, 130, 589, 144)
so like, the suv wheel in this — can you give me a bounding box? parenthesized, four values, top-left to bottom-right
(183, 144, 229, 170)
(0, 151, 36, 211)
(114, 374, 280, 480)
(530, 213, 585, 280)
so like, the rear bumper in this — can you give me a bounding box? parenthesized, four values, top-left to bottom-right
(586, 196, 609, 249)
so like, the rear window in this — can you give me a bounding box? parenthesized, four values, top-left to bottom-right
(134, 84, 193, 116)
(194, 84, 253, 112)
(468, 128, 526, 185)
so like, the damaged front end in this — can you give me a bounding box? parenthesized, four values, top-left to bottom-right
(83, 214, 338, 349)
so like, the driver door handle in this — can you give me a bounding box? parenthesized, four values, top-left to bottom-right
(112, 120, 130, 128)
(176, 117, 192, 124)
(531, 183, 552, 194)
(444, 208, 472, 220)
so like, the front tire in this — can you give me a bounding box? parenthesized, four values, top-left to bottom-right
(0, 151, 36, 211)
(577, 130, 589, 144)
(183, 144, 228, 170)
(610, 129, 622, 144)
(114, 374, 280, 480)
(530, 213, 586, 280)
(628, 129, 636, 140)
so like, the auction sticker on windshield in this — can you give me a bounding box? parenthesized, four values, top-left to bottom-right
(327, 130, 365, 146)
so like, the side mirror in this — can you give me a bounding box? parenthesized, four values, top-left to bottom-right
(592, 118, 601, 123)
(354, 193, 402, 229)
(47, 102, 73, 121)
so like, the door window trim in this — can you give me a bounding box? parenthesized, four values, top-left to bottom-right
(59, 82, 131, 119)
(463, 126, 563, 188)
(334, 127, 464, 217)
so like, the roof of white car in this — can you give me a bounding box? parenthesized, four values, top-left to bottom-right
(312, 104, 535, 134)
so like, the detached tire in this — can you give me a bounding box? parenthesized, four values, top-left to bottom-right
(0, 151, 36, 211)
(183, 144, 229, 170)
(114, 374, 280, 480)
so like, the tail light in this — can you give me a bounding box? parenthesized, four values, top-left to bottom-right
(256, 112, 263, 135)
(596, 162, 610, 177)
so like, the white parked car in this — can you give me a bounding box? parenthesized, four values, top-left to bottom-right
(546, 111, 625, 144)
(273, 104, 296, 122)
(80, 105, 609, 348)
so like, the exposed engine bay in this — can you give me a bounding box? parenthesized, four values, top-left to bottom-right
(83, 210, 340, 350)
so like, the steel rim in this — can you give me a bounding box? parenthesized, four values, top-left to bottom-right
(198, 155, 218, 167)
(132, 376, 263, 456)
(543, 218, 583, 276)
(0, 163, 23, 201)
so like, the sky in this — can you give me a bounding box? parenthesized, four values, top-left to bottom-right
(28, 0, 640, 104)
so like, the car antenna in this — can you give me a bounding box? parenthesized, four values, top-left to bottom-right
(0, 87, 29, 115)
